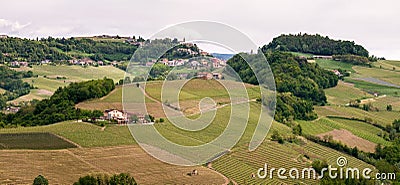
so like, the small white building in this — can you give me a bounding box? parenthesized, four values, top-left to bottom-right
(104, 109, 128, 124)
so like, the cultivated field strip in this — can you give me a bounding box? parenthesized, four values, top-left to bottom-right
(213, 141, 318, 185)
(304, 142, 376, 171)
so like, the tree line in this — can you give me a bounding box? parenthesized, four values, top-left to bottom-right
(0, 78, 115, 127)
(0, 37, 138, 63)
(0, 36, 207, 65)
(32, 173, 137, 185)
(333, 54, 372, 66)
(262, 33, 369, 57)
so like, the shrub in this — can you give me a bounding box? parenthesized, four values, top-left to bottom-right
(33, 175, 48, 185)
(73, 173, 136, 185)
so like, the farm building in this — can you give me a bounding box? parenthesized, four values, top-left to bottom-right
(313, 55, 333, 59)
(197, 72, 213, 80)
(212, 73, 223, 79)
(104, 109, 128, 124)
(196, 72, 223, 80)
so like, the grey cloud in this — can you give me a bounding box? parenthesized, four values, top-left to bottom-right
(0, 0, 399, 59)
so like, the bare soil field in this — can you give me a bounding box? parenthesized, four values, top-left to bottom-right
(317, 129, 377, 153)
(0, 145, 225, 185)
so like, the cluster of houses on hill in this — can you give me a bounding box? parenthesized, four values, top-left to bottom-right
(189, 58, 227, 69)
(67, 58, 106, 66)
(6, 58, 113, 67)
(159, 58, 187, 67)
(124, 37, 145, 46)
(10, 61, 29, 67)
(155, 57, 227, 69)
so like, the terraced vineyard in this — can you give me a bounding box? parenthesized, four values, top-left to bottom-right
(327, 118, 390, 145)
(301, 117, 390, 146)
(213, 141, 317, 184)
(315, 106, 399, 126)
(297, 119, 335, 135)
(213, 140, 377, 184)
(303, 142, 376, 171)
(345, 78, 400, 97)
(325, 81, 372, 105)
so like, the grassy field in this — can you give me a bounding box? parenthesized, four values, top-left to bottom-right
(345, 78, 400, 97)
(372, 60, 400, 72)
(0, 122, 135, 147)
(315, 106, 400, 126)
(288, 52, 314, 58)
(315, 59, 356, 72)
(0, 132, 76, 149)
(353, 66, 400, 86)
(24, 77, 68, 92)
(125, 64, 151, 77)
(325, 81, 372, 105)
(76, 85, 165, 117)
(29, 65, 125, 82)
(9, 89, 53, 104)
(77, 79, 262, 118)
(10, 65, 127, 104)
(145, 79, 260, 101)
(144, 79, 260, 115)
(297, 119, 335, 135)
(366, 95, 400, 111)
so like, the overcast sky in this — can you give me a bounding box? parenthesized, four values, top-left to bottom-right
(0, 0, 399, 59)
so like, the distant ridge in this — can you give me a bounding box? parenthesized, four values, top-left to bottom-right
(211, 53, 234, 61)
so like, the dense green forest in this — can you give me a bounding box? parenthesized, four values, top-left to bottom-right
(226, 51, 338, 122)
(0, 37, 138, 62)
(262, 33, 369, 57)
(0, 66, 35, 108)
(0, 37, 205, 65)
(0, 78, 115, 127)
